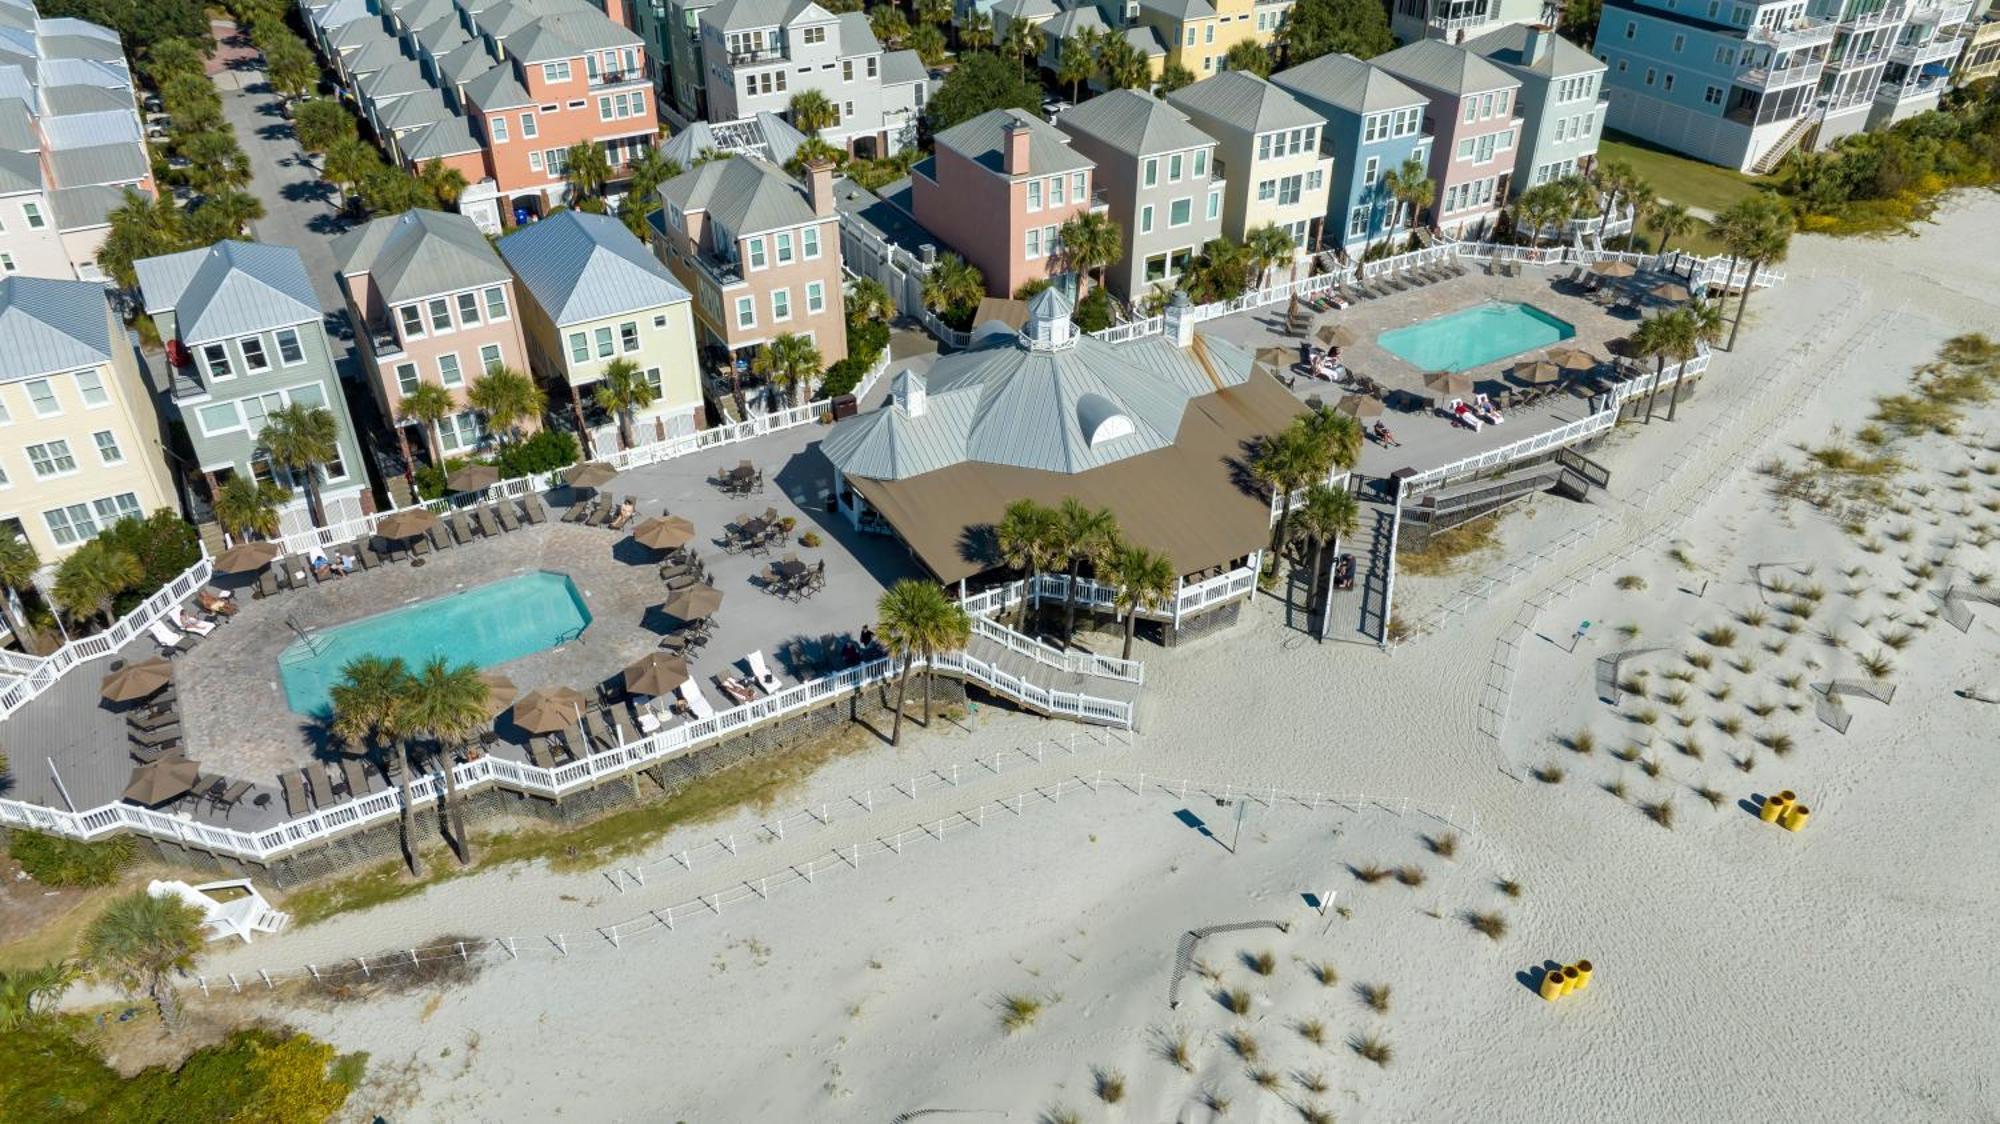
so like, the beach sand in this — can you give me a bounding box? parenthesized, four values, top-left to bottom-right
(192, 194, 2000, 1122)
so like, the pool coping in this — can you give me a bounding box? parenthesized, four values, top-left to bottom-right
(1376, 300, 1579, 374)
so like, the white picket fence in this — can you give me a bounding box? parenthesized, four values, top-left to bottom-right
(0, 560, 214, 722)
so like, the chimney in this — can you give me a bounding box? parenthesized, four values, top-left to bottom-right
(1003, 116, 1031, 176)
(1525, 23, 1553, 65)
(806, 158, 835, 217)
(600, 0, 627, 29)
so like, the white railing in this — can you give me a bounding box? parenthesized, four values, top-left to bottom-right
(0, 642, 1134, 863)
(1173, 564, 1258, 627)
(969, 614, 1145, 683)
(959, 558, 1260, 633)
(0, 557, 214, 721)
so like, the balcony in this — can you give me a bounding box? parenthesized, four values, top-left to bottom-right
(1428, 10, 1495, 33)
(692, 252, 745, 289)
(1875, 72, 1948, 101)
(1828, 41, 1893, 69)
(1889, 36, 1965, 64)
(588, 68, 644, 88)
(366, 320, 405, 359)
(1745, 17, 1838, 50)
(1839, 3, 1905, 31)
(1738, 57, 1828, 88)
(1907, 0, 1974, 25)
(727, 45, 785, 67)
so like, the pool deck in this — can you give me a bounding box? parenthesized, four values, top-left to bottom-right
(1195, 264, 1655, 482)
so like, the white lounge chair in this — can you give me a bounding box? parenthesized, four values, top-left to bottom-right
(745, 649, 780, 693)
(149, 620, 195, 653)
(678, 681, 716, 720)
(177, 612, 216, 637)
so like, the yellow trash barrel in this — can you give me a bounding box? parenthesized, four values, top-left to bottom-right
(1573, 960, 1593, 990)
(1539, 970, 1565, 1001)
(1777, 789, 1797, 804)
(1781, 804, 1810, 832)
(1560, 966, 1582, 996)
(1759, 794, 1787, 822)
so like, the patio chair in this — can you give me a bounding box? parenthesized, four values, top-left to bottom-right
(562, 499, 590, 523)
(129, 741, 171, 764)
(526, 737, 557, 770)
(342, 538, 372, 570)
(148, 620, 196, 655)
(411, 535, 432, 558)
(130, 706, 179, 732)
(746, 650, 781, 693)
(583, 710, 615, 749)
(714, 674, 757, 706)
(608, 705, 640, 745)
(301, 764, 325, 809)
(341, 756, 372, 799)
(363, 535, 392, 567)
(428, 523, 456, 551)
(281, 770, 309, 815)
(495, 499, 521, 532)
(664, 570, 701, 592)
(677, 681, 717, 721)
(520, 495, 548, 524)
(560, 723, 592, 761)
(215, 780, 253, 816)
(752, 469, 764, 494)
(809, 559, 826, 593)
(584, 495, 614, 528)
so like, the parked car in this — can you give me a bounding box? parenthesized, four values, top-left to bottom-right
(142, 92, 163, 113)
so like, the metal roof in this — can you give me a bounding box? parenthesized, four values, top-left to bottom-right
(0, 145, 39, 193)
(328, 18, 386, 51)
(1372, 39, 1519, 97)
(1465, 24, 1607, 79)
(49, 181, 132, 229)
(47, 140, 147, 187)
(41, 106, 137, 148)
(376, 86, 450, 132)
(1272, 52, 1427, 117)
(308, 0, 373, 32)
(661, 153, 816, 236)
(342, 36, 405, 78)
(934, 108, 1092, 178)
(0, 275, 111, 381)
(1167, 71, 1323, 136)
(334, 208, 511, 305)
(0, 97, 31, 148)
(835, 11, 880, 53)
(497, 210, 690, 327)
(434, 39, 496, 88)
(135, 241, 322, 343)
(1138, 0, 1217, 20)
(701, 0, 826, 33)
(39, 81, 124, 114)
(360, 58, 429, 102)
(461, 63, 533, 110)
(403, 114, 481, 159)
(881, 48, 926, 86)
(1123, 25, 1168, 56)
(506, 9, 640, 63)
(412, 16, 472, 56)
(1056, 88, 1214, 157)
(992, 0, 1060, 20)
(1041, 5, 1107, 40)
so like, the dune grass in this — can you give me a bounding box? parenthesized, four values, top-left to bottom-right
(1351, 1032, 1394, 1066)
(1358, 982, 1392, 1013)
(1397, 514, 1503, 576)
(1465, 910, 1509, 940)
(1000, 993, 1049, 1034)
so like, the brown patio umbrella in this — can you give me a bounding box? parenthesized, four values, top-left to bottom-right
(1334, 394, 1384, 419)
(565, 461, 617, 489)
(1313, 321, 1357, 349)
(1423, 370, 1474, 398)
(101, 657, 174, 703)
(1547, 346, 1601, 373)
(123, 756, 199, 806)
(1591, 259, 1638, 279)
(663, 583, 724, 622)
(510, 686, 590, 734)
(447, 464, 501, 492)
(212, 541, 281, 574)
(1251, 345, 1292, 377)
(479, 672, 518, 718)
(376, 508, 440, 543)
(1650, 281, 1691, 303)
(631, 515, 696, 551)
(1509, 359, 1563, 386)
(622, 653, 689, 697)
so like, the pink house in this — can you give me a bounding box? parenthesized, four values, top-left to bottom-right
(333, 209, 537, 467)
(1373, 41, 1523, 238)
(907, 108, 1101, 299)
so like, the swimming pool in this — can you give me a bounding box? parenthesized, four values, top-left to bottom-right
(278, 571, 591, 717)
(1377, 302, 1576, 372)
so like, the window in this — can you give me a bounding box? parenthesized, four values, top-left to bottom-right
(1307, 168, 1323, 192)
(805, 281, 825, 314)
(438, 353, 463, 386)
(802, 225, 820, 259)
(1644, 67, 1656, 87)
(484, 287, 508, 321)
(240, 335, 270, 373)
(735, 296, 756, 329)
(1193, 149, 1207, 177)
(428, 298, 451, 333)
(398, 304, 424, 339)
(201, 343, 232, 381)
(568, 332, 590, 364)
(541, 60, 571, 83)
(748, 237, 767, 270)
(1144, 252, 1168, 283)
(1671, 33, 1685, 53)
(1206, 190, 1220, 220)
(654, 315, 667, 328)
(593, 327, 614, 358)
(0, 253, 12, 273)
(1363, 112, 1388, 142)
(1462, 99, 1476, 123)
(26, 378, 59, 415)
(1624, 20, 1635, 37)
(437, 409, 489, 454)
(620, 321, 640, 352)
(842, 59, 853, 81)
(27, 439, 76, 477)
(1144, 158, 1158, 187)
(22, 202, 42, 229)
(396, 362, 419, 395)
(775, 231, 794, 265)
(772, 289, 791, 321)
(521, 113, 538, 138)
(75, 369, 108, 407)
(1169, 198, 1191, 226)
(1140, 204, 1154, 234)
(455, 291, 482, 326)
(197, 401, 240, 435)
(1348, 205, 1369, 238)
(1168, 152, 1183, 181)
(275, 328, 304, 365)
(1663, 73, 1676, 92)
(1457, 138, 1474, 160)
(1073, 172, 1086, 200)
(1204, 23, 1214, 43)
(492, 116, 508, 142)
(1027, 180, 1042, 210)
(866, 56, 877, 78)
(1704, 84, 1724, 105)
(1362, 156, 1380, 188)
(1257, 178, 1274, 202)
(1277, 174, 1301, 206)
(479, 343, 504, 373)
(46, 503, 99, 547)
(1258, 133, 1272, 160)
(1049, 175, 1065, 206)
(1025, 227, 1042, 259)
(641, 367, 663, 398)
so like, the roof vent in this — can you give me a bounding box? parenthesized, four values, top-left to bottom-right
(1076, 392, 1134, 447)
(1021, 286, 1078, 352)
(892, 367, 926, 417)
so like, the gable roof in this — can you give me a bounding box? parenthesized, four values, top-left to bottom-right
(403, 114, 482, 158)
(497, 210, 690, 326)
(0, 275, 111, 381)
(1056, 88, 1213, 157)
(1272, 52, 1427, 117)
(881, 48, 926, 86)
(661, 153, 816, 236)
(1372, 38, 1519, 96)
(334, 208, 511, 303)
(1138, 0, 1217, 19)
(1166, 70, 1323, 136)
(1465, 24, 1607, 79)
(933, 107, 1092, 178)
(135, 241, 321, 343)
(461, 62, 533, 109)
(700, 0, 825, 33)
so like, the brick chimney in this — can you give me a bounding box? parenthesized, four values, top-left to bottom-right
(1003, 116, 1031, 176)
(806, 158, 835, 217)
(1525, 23, 1553, 65)
(599, 0, 627, 30)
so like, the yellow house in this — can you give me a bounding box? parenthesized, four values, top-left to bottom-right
(0, 276, 177, 565)
(1138, 0, 1293, 79)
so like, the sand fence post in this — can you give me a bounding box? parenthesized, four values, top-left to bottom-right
(771, 819, 783, 841)
(952, 764, 960, 787)
(457, 941, 468, 963)
(654, 907, 674, 930)
(553, 934, 567, 956)
(260, 970, 273, 989)
(357, 957, 371, 978)
(227, 973, 240, 994)
(198, 976, 210, 998)
(603, 927, 620, 948)
(307, 964, 321, 984)
(628, 867, 645, 886)
(408, 950, 419, 967)
(607, 870, 625, 894)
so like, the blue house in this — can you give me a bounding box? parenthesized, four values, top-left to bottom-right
(1272, 53, 1433, 254)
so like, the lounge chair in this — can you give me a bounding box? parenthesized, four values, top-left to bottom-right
(561, 499, 589, 523)
(129, 741, 172, 764)
(520, 495, 548, 524)
(583, 710, 615, 749)
(678, 681, 716, 721)
(340, 756, 372, 799)
(745, 650, 781, 693)
(215, 779, 253, 816)
(346, 538, 375, 570)
(148, 620, 196, 654)
(608, 705, 640, 745)
(428, 523, 456, 551)
(495, 500, 521, 532)
(129, 722, 181, 748)
(527, 737, 556, 769)
(714, 675, 757, 705)
(281, 770, 308, 815)
(470, 502, 498, 535)
(130, 707, 179, 732)
(283, 555, 313, 588)
(301, 765, 324, 809)
(560, 724, 591, 761)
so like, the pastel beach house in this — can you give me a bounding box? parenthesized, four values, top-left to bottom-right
(334, 208, 537, 467)
(1055, 89, 1225, 301)
(1136, 0, 1294, 81)
(1373, 39, 1523, 236)
(0, 276, 175, 564)
(1272, 52, 1433, 254)
(907, 108, 1100, 298)
(1167, 71, 1331, 254)
(654, 153, 848, 377)
(1467, 24, 1608, 192)
(497, 210, 703, 451)
(135, 242, 370, 536)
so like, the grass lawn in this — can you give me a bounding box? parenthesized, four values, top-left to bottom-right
(1600, 131, 1768, 215)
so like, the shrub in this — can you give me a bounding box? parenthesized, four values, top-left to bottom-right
(1615, 574, 1647, 590)
(1498, 878, 1523, 897)
(1357, 982, 1391, 1012)
(1393, 865, 1426, 887)
(8, 831, 133, 887)
(1426, 832, 1459, 858)
(818, 355, 871, 399)
(999, 993, 1045, 1033)
(1642, 798, 1677, 829)
(1248, 1066, 1280, 1090)
(1696, 784, 1724, 808)
(1351, 1032, 1393, 1066)
(1072, 285, 1113, 332)
(1533, 763, 1566, 784)
(798, 530, 822, 548)
(1308, 961, 1338, 986)
(1698, 625, 1738, 648)
(1246, 950, 1277, 976)
(1223, 987, 1253, 1016)
(1568, 729, 1597, 754)
(1225, 1029, 1260, 1060)
(1296, 1017, 1327, 1045)
(1350, 864, 1389, 883)
(1156, 1027, 1193, 1071)
(494, 429, 580, 477)
(94, 511, 201, 615)
(1465, 910, 1508, 940)
(1094, 1068, 1126, 1104)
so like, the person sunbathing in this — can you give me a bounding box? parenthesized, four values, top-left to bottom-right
(609, 500, 637, 531)
(310, 552, 334, 579)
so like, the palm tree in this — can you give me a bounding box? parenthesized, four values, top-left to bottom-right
(1051, 498, 1119, 641)
(875, 579, 954, 745)
(1103, 543, 1175, 660)
(914, 0, 950, 26)
(322, 135, 377, 210)
(1058, 210, 1122, 297)
(1251, 427, 1316, 570)
(960, 7, 992, 49)
(212, 475, 291, 541)
(919, 593, 970, 727)
(263, 35, 317, 103)
(401, 657, 489, 864)
(1622, 179, 1656, 251)
(1383, 157, 1434, 233)
(330, 655, 423, 876)
(1057, 35, 1094, 101)
(1650, 200, 1694, 257)
(784, 136, 843, 177)
(418, 159, 469, 206)
(0, 531, 41, 649)
(1666, 299, 1725, 422)
(1098, 31, 1148, 90)
(620, 144, 677, 240)
(97, 188, 184, 290)
(910, 23, 948, 66)
(1245, 222, 1296, 290)
(1187, 237, 1251, 302)
(292, 97, 355, 155)
(753, 332, 825, 408)
(1629, 310, 1680, 425)
(0, 960, 77, 1030)
(1223, 38, 1271, 77)
(1714, 195, 1793, 351)
(593, 357, 658, 449)
(921, 252, 985, 325)
(1514, 182, 1564, 246)
(996, 497, 1061, 632)
(1299, 406, 1363, 475)
(399, 381, 456, 467)
(789, 89, 837, 135)
(258, 402, 340, 527)
(465, 365, 546, 445)
(1290, 483, 1359, 621)
(870, 5, 910, 47)
(1001, 17, 1039, 73)
(80, 890, 205, 1031)
(1593, 158, 1635, 241)
(53, 539, 140, 629)
(565, 141, 614, 203)
(847, 275, 894, 325)
(1157, 62, 1196, 94)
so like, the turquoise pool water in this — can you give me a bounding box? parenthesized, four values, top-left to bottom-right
(278, 571, 590, 717)
(1377, 302, 1576, 372)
